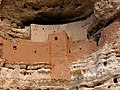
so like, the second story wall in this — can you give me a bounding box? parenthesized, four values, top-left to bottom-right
(30, 20, 88, 42)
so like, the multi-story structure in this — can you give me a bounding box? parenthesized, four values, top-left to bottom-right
(0, 20, 99, 80)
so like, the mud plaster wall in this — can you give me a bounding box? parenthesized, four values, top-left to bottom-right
(2, 31, 102, 79)
(2, 31, 93, 79)
(3, 22, 119, 80)
(2, 40, 49, 64)
(68, 40, 98, 61)
(48, 32, 71, 79)
(2, 32, 71, 79)
(30, 19, 90, 42)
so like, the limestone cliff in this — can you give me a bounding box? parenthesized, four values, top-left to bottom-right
(0, 0, 120, 90)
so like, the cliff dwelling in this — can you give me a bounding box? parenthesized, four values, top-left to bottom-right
(2, 21, 89, 80)
(1, 0, 120, 90)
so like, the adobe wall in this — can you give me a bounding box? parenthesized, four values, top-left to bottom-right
(1, 31, 101, 80)
(2, 32, 71, 79)
(2, 40, 50, 64)
(67, 39, 101, 69)
(48, 32, 70, 57)
(48, 32, 71, 79)
(30, 15, 93, 42)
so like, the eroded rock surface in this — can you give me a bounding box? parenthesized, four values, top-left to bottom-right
(70, 30, 120, 90)
(0, 22, 119, 89)
(88, 0, 120, 38)
(0, 0, 120, 90)
(1, 0, 120, 40)
(0, 0, 95, 28)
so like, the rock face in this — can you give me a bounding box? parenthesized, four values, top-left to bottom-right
(0, 22, 119, 90)
(0, 0, 95, 28)
(1, 0, 120, 90)
(71, 42, 120, 89)
(88, 0, 120, 37)
(70, 26, 120, 90)
(1, 0, 120, 39)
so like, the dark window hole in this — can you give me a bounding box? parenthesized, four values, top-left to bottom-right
(54, 37, 58, 40)
(26, 65, 28, 70)
(104, 61, 107, 66)
(108, 86, 111, 88)
(23, 4, 27, 8)
(67, 36, 69, 39)
(3, 63, 5, 67)
(35, 50, 37, 53)
(113, 78, 118, 83)
(79, 48, 82, 50)
(76, 86, 79, 90)
(42, 28, 44, 30)
(23, 72, 29, 75)
(75, 4, 81, 7)
(32, 7, 39, 11)
(17, 87, 20, 89)
(1, 17, 3, 21)
(60, 5, 64, 8)
(73, 66, 76, 68)
(69, 50, 71, 53)
(13, 46, 17, 50)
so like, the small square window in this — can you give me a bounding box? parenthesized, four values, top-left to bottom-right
(13, 46, 17, 50)
(54, 37, 58, 40)
(35, 50, 37, 53)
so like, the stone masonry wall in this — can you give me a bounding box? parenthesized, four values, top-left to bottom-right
(2, 40, 49, 64)
(30, 15, 93, 42)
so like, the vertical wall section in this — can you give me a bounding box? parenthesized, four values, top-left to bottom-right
(48, 32, 71, 79)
